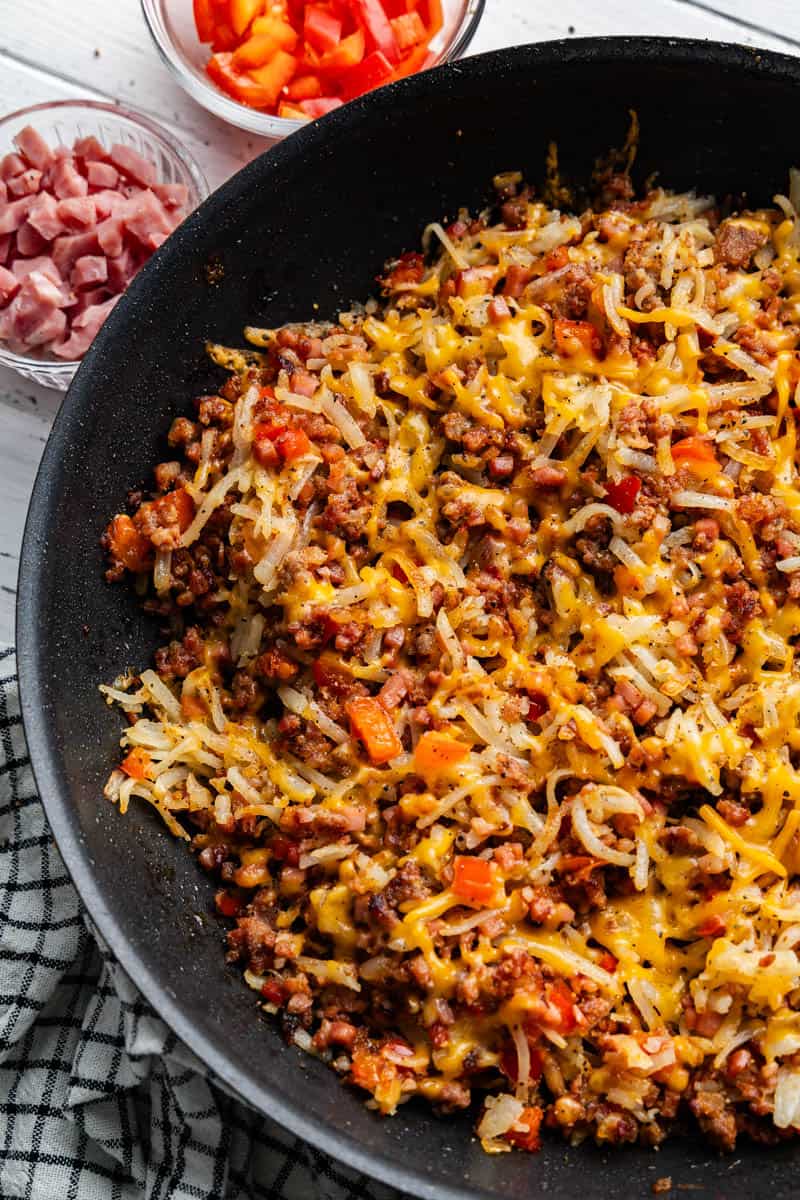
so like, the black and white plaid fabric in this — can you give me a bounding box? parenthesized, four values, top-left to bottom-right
(0, 646, 402, 1200)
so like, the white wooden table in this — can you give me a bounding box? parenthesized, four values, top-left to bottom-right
(0, 0, 798, 645)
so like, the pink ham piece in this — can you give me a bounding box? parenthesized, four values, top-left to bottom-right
(71, 255, 108, 290)
(0, 195, 35, 235)
(52, 230, 99, 274)
(13, 126, 54, 171)
(106, 246, 139, 292)
(0, 153, 26, 181)
(51, 157, 89, 200)
(96, 216, 124, 257)
(92, 189, 126, 220)
(109, 143, 157, 187)
(27, 192, 64, 241)
(0, 124, 191, 361)
(57, 196, 96, 229)
(16, 222, 46, 257)
(72, 135, 108, 162)
(87, 161, 119, 190)
(153, 182, 189, 210)
(8, 170, 42, 198)
(54, 295, 119, 359)
(0, 266, 19, 305)
(12, 256, 62, 284)
(123, 189, 172, 250)
(23, 269, 74, 310)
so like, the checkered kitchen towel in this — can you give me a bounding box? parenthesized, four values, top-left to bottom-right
(0, 646, 401, 1200)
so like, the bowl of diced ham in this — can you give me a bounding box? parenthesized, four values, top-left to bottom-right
(0, 100, 208, 389)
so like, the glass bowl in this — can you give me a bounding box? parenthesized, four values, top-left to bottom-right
(142, 0, 486, 139)
(0, 100, 209, 392)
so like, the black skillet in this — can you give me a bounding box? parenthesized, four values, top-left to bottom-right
(17, 38, 800, 1200)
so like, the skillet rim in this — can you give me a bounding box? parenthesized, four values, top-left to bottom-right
(17, 35, 800, 1200)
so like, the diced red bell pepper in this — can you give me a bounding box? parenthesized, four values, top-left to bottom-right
(275, 427, 313, 460)
(145, 487, 195, 532)
(319, 27, 365, 69)
(287, 73, 324, 100)
(452, 855, 496, 907)
(121, 747, 151, 781)
(349, 0, 400, 61)
(193, 0, 217, 43)
(298, 97, 344, 116)
(304, 5, 343, 53)
(346, 696, 403, 763)
(278, 101, 310, 119)
(604, 474, 641, 514)
(598, 951, 618, 973)
(248, 50, 299, 106)
(546, 979, 578, 1033)
(340, 49, 393, 99)
(390, 10, 426, 50)
(391, 42, 432, 80)
(421, 0, 444, 37)
(230, 0, 262, 37)
(251, 15, 300, 48)
(553, 317, 602, 357)
(234, 34, 283, 69)
(545, 244, 569, 272)
(106, 514, 153, 573)
(211, 22, 239, 51)
(671, 436, 719, 480)
(207, 52, 278, 107)
(505, 1106, 543, 1152)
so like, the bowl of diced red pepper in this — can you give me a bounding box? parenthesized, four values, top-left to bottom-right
(142, 0, 485, 137)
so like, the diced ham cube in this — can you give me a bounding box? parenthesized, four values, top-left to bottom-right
(71, 255, 107, 290)
(1, 284, 66, 347)
(0, 153, 27, 181)
(96, 216, 124, 257)
(0, 195, 35, 235)
(27, 192, 64, 241)
(86, 161, 119, 190)
(0, 181, 5, 205)
(92, 189, 126, 219)
(13, 125, 55, 171)
(23, 269, 74, 310)
(72, 294, 119, 330)
(0, 265, 19, 305)
(54, 295, 119, 358)
(152, 182, 189, 211)
(52, 230, 99, 274)
(123, 189, 172, 250)
(57, 196, 96, 229)
(8, 169, 42, 198)
(72, 135, 108, 163)
(0, 236, 10, 265)
(26, 307, 68, 349)
(106, 246, 139, 292)
(73, 285, 110, 315)
(16, 221, 46, 257)
(109, 143, 156, 187)
(11, 256, 62, 284)
(51, 157, 89, 200)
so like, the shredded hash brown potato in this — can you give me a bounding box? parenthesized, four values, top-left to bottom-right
(102, 164, 800, 1153)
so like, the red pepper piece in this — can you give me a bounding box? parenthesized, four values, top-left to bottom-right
(340, 49, 394, 99)
(604, 474, 641, 514)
